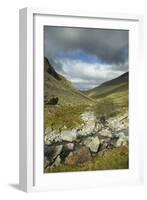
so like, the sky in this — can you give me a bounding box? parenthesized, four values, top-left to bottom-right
(44, 26, 128, 90)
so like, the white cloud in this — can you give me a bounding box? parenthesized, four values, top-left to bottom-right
(54, 58, 124, 90)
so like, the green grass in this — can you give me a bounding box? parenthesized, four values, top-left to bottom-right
(44, 104, 92, 130)
(92, 89, 128, 120)
(85, 82, 128, 99)
(45, 146, 129, 173)
(44, 89, 128, 130)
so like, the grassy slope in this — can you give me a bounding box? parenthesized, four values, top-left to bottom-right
(44, 60, 129, 171)
(44, 104, 90, 129)
(83, 72, 128, 109)
(44, 57, 94, 106)
(44, 57, 95, 129)
(83, 72, 128, 97)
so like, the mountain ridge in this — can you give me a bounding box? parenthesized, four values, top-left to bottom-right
(82, 72, 128, 100)
(44, 57, 94, 105)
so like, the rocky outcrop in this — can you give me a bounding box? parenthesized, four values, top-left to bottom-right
(51, 155, 61, 167)
(44, 144, 63, 163)
(44, 112, 129, 169)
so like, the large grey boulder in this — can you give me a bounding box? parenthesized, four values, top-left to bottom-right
(64, 143, 74, 150)
(44, 144, 63, 162)
(61, 129, 77, 142)
(83, 136, 100, 153)
(52, 155, 61, 167)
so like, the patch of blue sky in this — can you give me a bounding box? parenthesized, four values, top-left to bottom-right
(57, 48, 101, 64)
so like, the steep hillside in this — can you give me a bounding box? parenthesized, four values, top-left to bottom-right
(44, 57, 94, 106)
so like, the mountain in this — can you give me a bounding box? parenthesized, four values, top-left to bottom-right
(100, 72, 128, 87)
(83, 72, 128, 106)
(44, 57, 94, 105)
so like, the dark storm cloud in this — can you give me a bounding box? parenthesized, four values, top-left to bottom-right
(44, 26, 128, 66)
(44, 26, 128, 90)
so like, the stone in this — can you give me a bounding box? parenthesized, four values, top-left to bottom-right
(83, 136, 100, 153)
(64, 143, 74, 150)
(44, 144, 63, 162)
(52, 155, 61, 167)
(99, 128, 112, 138)
(44, 156, 50, 168)
(61, 129, 77, 142)
(107, 114, 128, 132)
(95, 122, 102, 132)
(60, 143, 74, 161)
(44, 129, 62, 145)
(65, 146, 91, 165)
(77, 112, 97, 136)
(117, 132, 126, 138)
(115, 132, 128, 147)
(115, 135, 128, 147)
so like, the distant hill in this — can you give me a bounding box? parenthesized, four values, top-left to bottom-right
(44, 57, 94, 105)
(83, 72, 128, 99)
(82, 72, 128, 109)
(101, 72, 128, 86)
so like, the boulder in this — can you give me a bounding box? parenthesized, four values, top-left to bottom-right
(83, 136, 100, 153)
(60, 143, 74, 161)
(44, 156, 50, 169)
(52, 155, 61, 167)
(44, 144, 63, 162)
(99, 128, 112, 138)
(94, 121, 103, 132)
(64, 143, 74, 150)
(65, 146, 91, 165)
(115, 133, 128, 147)
(44, 129, 62, 145)
(61, 129, 77, 142)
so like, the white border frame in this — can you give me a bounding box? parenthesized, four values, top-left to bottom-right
(19, 8, 144, 192)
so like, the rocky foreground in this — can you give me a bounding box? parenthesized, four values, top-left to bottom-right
(44, 111, 128, 170)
